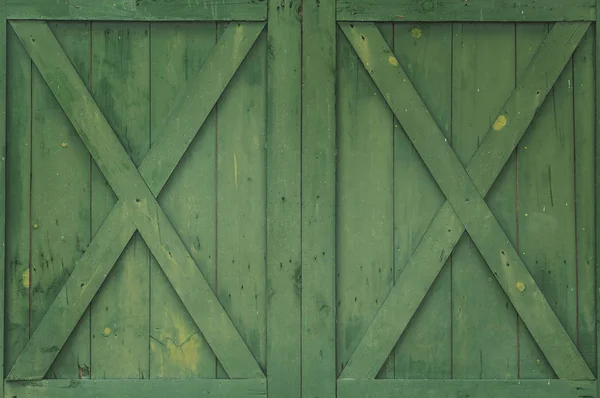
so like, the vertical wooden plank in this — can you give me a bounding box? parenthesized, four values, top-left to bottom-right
(149, 22, 218, 379)
(596, 2, 600, 388)
(392, 22, 452, 380)
(573, 26, 596, 373)
(451, 23, 518, 379)
(5, 23, 31, 375)
(216, 25, 267, 377)
(30, 22, 91, 379)
(215, 22, 228, 380)
(302, 0, 336, 396)
(336, 23, 394, 379)
(517, 23, 577, 378)
(0, 0, 8, 386)
(266, 0, 302, 395)
(90, 22, 150, 379)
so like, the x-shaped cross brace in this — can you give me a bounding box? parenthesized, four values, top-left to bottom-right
(339, 22, 594, 380)
(8, 20, 265, 381)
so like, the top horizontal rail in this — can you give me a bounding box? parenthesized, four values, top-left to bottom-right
(337, 0, 596, 22)
(7, 0, 267, 21)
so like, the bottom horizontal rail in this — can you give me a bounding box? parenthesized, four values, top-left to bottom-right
(5, 378, 266, 398)
(337, 379, 597, 398)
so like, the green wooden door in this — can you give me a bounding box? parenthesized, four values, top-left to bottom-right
(1, 1, 599, 398)
(1, 1, 302, 397)
(300, 1, 600, 398)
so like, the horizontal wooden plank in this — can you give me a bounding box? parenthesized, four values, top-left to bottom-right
(337, 0, 595, 21)
(337, 379, 596, 398)
(7, 0, 266, 21)
(5, 379, 266, 397)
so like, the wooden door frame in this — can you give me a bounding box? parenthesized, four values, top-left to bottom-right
(301, 0, 600, 398)
(0, 1, 303, 397)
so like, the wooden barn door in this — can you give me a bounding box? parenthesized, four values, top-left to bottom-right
(1, 1, 302, 397)
(300, 1, 600, 398)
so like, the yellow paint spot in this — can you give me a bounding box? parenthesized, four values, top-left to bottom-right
(388, 56, 399, 67)
(410, 27, 423, 38)
(516, 282, 525, 292)
(150, 311, 202, 377)
(234, 154, 238, 188)
(33, 223, 39, 229)
(104, 327, 111, 335)
(61, 142, 68, 148)
(493, 115, 507, 131)
(22, 269, 30, 288)
(525, 213, 528, 217)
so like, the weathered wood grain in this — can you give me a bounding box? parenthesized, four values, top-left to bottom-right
(150, 21, 218, 379)
(149, 21, 218, 379)
(573, 25, 596, 374)
(30, 22, 91, 379)
(7, 0, 267, 21)
(451, 22, 518, 379)
(216, 19, 229, 381)
(0, 0, 7, 391)
(337, 379, 596, 398)
(517, 23, 578, 378)
(5, 23, 31, 376)
(337, 0, 595, 22)
(217, 24, 268, 377)
(90, 22, 151, 379)
(266, 0, 302, 394)
(339, 21, 592, 380)
(9, 20, 264, 380)
(596, 1, 600, 393)
(5, 379, 267, 397)
(7, 202, 136, 381)
(392, 21, 452, 380)
(336, 23, 394, 378)
(139, 22, 265, 197)
(302, 0, 336, 395)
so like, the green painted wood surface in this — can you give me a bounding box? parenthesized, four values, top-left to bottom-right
(392, 21, 452, 380)
(90, 22, 151, 379)
(339, 21, 589, 380)
(30, 22, 91, 379)
(217, 25, 267, 377)
(5, 24, 31, 375)
(337, 0, 595, 21)
(596, 2, 600, 395)
(337, 380, 596, 398)
(302, 0, 336, 396)
(451, 23, 518, 379)
(8, 20, 264, 380)
(336, 23, 394, 379)
(572, 25, 596, 374)
(266, 0, 302, 395)
(1, 12, 597, 398)
(516, 23, 578, 379)
(7, 0, 267, 21)
(149, 21, 218, 379)
(138, 22, 265, 197)
(7, 202, 136, 381)
(0, 0, 6, 392)
(339, 21, 592, 380)
(5, 379, 267, 398)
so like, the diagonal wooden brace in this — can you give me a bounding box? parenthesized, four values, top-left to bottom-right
(340, 21, 593, 380)
(8, 20, 265, 381)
